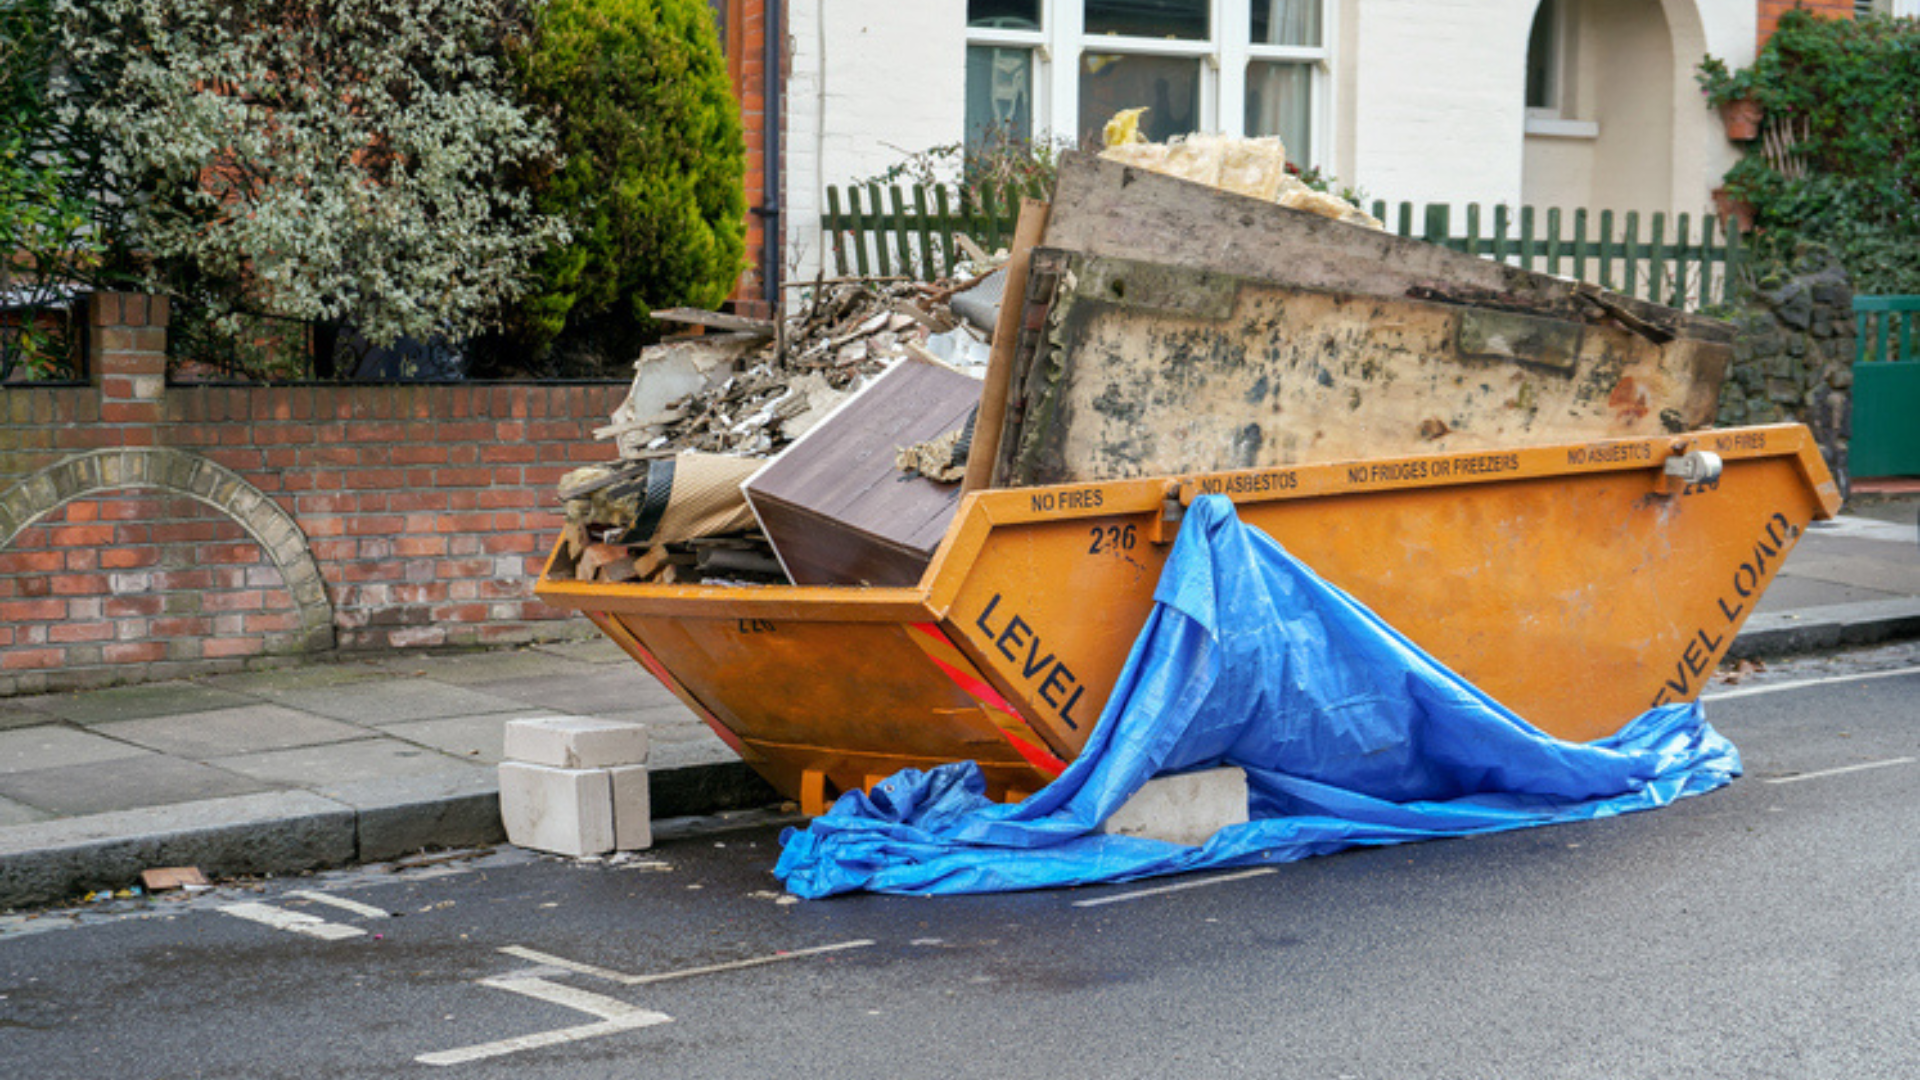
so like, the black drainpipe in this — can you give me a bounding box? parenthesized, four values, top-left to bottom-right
(755, 0, 783, 312)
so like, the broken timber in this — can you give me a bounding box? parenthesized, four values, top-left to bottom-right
(989, 153, 1734, 486)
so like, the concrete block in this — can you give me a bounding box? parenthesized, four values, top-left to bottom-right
(1099, 766, 1249, 847)
(610, 764, 652, 851)
(498, 761, 614, 857)
(503, 716, 649, 769)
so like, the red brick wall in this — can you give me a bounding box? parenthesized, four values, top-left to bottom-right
(1758, 0, 1856, 47)
(0, 492, 303, 670)
(729, 0, 779, 320)
(0, 293, 626, 695)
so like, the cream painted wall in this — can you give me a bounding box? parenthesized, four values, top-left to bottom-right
(785, 0, 967, 286)
(1341, 0, 1754, 216)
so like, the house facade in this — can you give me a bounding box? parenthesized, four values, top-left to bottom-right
(742, 0, 1879, 294)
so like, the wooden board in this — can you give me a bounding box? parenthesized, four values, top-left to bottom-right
(1043, 151, 1733, 347)
(993, 249, 1733, 486)
(746, 352, 982, 586)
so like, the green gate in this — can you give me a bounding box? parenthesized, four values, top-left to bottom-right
(1852, 296, 1920, 478)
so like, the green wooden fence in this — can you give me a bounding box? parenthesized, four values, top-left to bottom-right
(820, 182, 1745, 312)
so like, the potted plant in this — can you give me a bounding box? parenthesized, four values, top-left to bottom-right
(1696, 56, 1763, 141)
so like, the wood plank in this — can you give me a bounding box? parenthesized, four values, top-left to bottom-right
(961, 198, 1051, 494)
(1042, 153, 1728, 342)
(650, 308, 776, 335)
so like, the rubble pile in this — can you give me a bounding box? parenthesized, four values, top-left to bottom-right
(553, 272, 997, 585)
(597, 277, 983, 461)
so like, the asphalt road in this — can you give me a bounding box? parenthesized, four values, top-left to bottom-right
(3, 646, 1915, 1080)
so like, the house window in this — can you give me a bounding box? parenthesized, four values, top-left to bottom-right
(1525, 0, 1562, 112)
(967, 1, 1043, 150)
(964, 0, 1332, 166)
(1246, 0, 1323, 160)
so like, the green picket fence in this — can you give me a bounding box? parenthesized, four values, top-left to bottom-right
(821, 182, 1745, 312)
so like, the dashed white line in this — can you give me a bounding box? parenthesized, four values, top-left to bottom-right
(1765, 757, 1915, 785)
(1704, 665, 1920, 702)
(1072, 868, 1276, 908)
(498, 939, 874, 985)
(218, 901, 364, 941)
(285, 890, 393, 920)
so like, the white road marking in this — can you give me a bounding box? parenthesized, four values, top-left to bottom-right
(417, 1017, 667, 1067)
(1765, 757, 1915, 785)
(1072, 868, 1276, 908)
(419, 940, 872, 1065)
(416, 976, 670, 1067)
(497, 939, 874, 985)
(218, 902, 364, 941)
(285, 890, 392, 920)
(1704, 665, 1920, 702)
(479, 973, 666, 1019)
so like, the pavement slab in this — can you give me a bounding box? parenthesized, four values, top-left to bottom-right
(254, 678, 528, 725)
(368, 648, 600, 686)
(0, 705, 50, 733)
(18, 682, 259, 725)
(195, 661, 395, 695)
(0, 726, 153, 774)
(467, 667, 683, 717)
(0, 756, 271, 816)
(381, 713, 559, 765)
(91, 704, 369, 761)
(207, 737, 492, 788)
(0, 795, 52, 828)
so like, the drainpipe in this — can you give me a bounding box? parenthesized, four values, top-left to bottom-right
(755, 0, 783, 313)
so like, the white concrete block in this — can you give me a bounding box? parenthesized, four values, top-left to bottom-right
(609, 764, 652, 852)
(503, 716, 649, 770)
(1098, 766, 1250, 847)
(498, 761, 615, 857)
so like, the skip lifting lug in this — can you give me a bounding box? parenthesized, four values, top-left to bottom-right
(1658, 445, 1724, 495)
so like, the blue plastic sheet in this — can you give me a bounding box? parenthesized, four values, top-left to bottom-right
(776, 495, 1740, 898)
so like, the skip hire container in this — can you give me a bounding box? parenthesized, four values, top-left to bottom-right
(535, 423, 1841, 816)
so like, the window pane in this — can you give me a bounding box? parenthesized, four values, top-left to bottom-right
(1526, 0, 1559, 109)
(1246, 61, 1312, 162)
(969, 0, 1040, 30)
(1085, 0, 1208, 40)
(1250, 0, 1320, 47)
(968, 44, 1035, 151)
(1079, 53, 1200, 145)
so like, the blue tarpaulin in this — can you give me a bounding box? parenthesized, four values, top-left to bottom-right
(776, 495, 1740, 898)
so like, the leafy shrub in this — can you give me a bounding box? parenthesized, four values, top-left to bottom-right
(1702, 10, 1920, 293)
(50, 0, 568, 355)
(496, 0, 746, 375)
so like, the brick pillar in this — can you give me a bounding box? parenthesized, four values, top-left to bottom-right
(89, 292, 169, 437)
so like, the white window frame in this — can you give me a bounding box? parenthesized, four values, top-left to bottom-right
(963, 0, 1334, 169)
(1523, 0, 1598, 140)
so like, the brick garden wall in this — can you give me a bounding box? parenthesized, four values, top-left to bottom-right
(1758, 0, 1856, 47)
(0, 293, 626, 696)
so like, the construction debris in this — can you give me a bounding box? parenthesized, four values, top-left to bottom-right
(553, 274, 998, 585)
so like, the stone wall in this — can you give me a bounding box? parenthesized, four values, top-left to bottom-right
(1715, 247, 1855, 497)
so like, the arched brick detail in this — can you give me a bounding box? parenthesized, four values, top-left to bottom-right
(0, 448, 335, 651)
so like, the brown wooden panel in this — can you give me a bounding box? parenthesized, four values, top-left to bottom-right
(746, 352, 981, 585)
